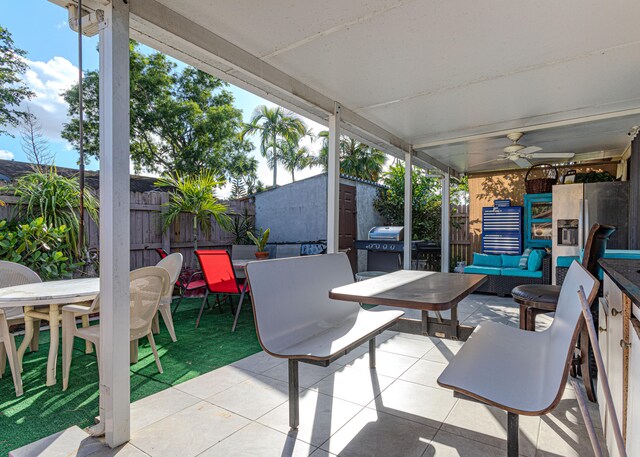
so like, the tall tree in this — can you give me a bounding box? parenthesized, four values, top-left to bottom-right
(240, 105, 306, 187)
(20, 106, 55, 166)
(0, 25, 34, 136)
(226, 147, 259, 199)
(280, 124, 314, 181)
(315, 131, 386, 182)
(62, 41, 245, 175)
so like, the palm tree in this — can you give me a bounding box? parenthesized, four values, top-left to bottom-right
(155, 171, 230, 264)
(281, 142, 313, 181)
(240, 106, 307, 187)
(314, 131, 387, 182)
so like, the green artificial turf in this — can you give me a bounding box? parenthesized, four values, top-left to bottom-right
(0, 297, 262, 454)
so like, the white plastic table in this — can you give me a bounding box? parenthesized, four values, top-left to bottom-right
(0, 278, 100, 386)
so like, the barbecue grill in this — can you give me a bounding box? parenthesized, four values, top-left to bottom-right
(354, 226, 441, 272)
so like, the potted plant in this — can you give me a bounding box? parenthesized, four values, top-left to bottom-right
(247, 228, 270, 259)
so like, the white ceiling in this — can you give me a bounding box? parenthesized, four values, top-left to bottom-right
(55, 0, 640, 173)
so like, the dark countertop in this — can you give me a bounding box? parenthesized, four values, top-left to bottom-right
(599, 258, 640, 308)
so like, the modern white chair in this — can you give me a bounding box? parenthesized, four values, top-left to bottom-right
(437, 261, 599, 457)
(153, 252, 183, 342)
(246, 253, 404, 428)
(61, 266, 170, 390)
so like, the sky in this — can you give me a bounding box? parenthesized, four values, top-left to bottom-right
(0, 0, 325, 196)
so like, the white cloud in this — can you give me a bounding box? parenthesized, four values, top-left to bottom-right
(16, 56, 78, 142)
(0, 150, 15, 160)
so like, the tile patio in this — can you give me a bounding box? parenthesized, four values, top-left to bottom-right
(10, 294, 605, 457)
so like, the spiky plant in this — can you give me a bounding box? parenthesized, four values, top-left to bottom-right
(155, 171, 230, 263)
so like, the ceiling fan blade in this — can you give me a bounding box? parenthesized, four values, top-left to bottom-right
(528, 152, 575, 159)
(518, 146, 542, 155)
(513, 157, 533, 168)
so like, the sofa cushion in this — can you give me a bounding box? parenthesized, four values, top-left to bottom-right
(556, 256, 579, 268)
(501, 254, 521, 268)
(473, 253, 502, 268)
(528, 249, 545, 272)
(501, 267, 543, 279)
(519, 248, 532, 269)
(464, 265, 501, 276)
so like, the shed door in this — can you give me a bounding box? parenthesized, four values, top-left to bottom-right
(339, 184, 357, 272)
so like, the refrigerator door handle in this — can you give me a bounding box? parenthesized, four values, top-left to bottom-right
(578, 199, 584, 249)
(583, 199, 589, 248)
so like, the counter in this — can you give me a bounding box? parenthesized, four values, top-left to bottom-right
(599, 258, 640, 319)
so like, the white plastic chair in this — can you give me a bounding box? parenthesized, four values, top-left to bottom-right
(61, 266, 170, 390)
(246, 253, 404, 428)
(437, 261, 599, 457)
(0, 261, 41, 396)
(153, 252, 183, 342)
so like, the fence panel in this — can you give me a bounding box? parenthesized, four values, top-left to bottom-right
(450, 203, 471, 266)
(0, 192, 255, 271)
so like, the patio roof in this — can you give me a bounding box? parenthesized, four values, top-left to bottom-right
(53, 0, 640, 174)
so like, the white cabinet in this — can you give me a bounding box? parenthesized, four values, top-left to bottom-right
(626, 321, 640, 456)
(601, 275, 625, 457)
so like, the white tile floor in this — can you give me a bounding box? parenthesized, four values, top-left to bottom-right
(10, 294, 606, 457)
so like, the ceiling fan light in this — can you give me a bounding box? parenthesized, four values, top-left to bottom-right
(504, 144, 525, 154)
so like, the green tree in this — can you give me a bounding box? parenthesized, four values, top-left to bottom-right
(315, 131, 386, 181)
(240, 105, 307, 187)
(374, 163, 468, 242)
(0, 25, 34, 136)
(62, 41, 245, 175)
(155, 171, 230, 264)
(226, 147, 259, 199)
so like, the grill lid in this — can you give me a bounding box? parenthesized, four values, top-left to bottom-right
(368, 226, 404, 241)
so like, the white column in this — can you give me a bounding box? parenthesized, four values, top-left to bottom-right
(99, 0, 130, 447)
(403, 150, 413, 269)
(441, 172, 451, 272)
(327, 103, 341, 254)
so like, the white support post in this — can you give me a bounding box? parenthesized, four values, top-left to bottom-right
(403, 151, 413, 269)
(441, 172, 451, 272)
(98, 0, 130, 447)
(327, 103, 341, 254)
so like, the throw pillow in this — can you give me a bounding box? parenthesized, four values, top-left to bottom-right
(527, 249, 545, 272)
(501, 254, 521, 268)
(519, 248, 532, 269)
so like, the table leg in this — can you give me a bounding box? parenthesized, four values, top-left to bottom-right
(450, 304, 459, 340)
(17, 306, 35, 372)
(421, 310, 429, 336)
(46, 305, 60, 386)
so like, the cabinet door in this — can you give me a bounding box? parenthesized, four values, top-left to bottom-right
(598, 298, 609, 431)
(626, 321, 640, 456)
(604, 275, 624, 457)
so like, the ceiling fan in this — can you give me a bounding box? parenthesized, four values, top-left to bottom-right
(497, 132, 575, 168)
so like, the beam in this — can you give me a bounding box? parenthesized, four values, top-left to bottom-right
(413, 107, 640, 150)
(98, 0, 131, 447)
(327, 103, 341, 254)
(403, 150, 413, 269)
(441, 172, 451, 273)
(127, 0, 449, 172)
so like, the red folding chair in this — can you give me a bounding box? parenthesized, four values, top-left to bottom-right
(194, 250, 251, 331)
(155, 248, 207, 315)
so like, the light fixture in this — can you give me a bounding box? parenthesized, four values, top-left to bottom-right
(67, 3, 107, 37)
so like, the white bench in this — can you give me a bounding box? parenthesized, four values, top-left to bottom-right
(246, 253, 404, 428)
(437, 261, 599, 457)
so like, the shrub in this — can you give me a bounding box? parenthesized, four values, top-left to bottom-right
(0, 218, 81, 280)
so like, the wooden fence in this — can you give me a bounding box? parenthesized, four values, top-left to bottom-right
(0, 192, 254, 270)
(450, 203, 471, 266)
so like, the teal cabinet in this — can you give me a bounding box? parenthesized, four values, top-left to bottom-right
(524, 193, 552, 248)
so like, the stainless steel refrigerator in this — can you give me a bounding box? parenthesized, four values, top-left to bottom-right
(552, 181, 629, 284)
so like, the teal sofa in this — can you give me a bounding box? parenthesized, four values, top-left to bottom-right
(464, 251, 551, 296)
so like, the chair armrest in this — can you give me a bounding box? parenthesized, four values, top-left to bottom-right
(61, 304, 92, 315)
(183, 270, 204, 287)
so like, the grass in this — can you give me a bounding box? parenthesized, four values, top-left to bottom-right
(0, 296, 262, 454)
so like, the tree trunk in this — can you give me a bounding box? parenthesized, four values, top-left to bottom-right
(272, 131, 277, 187)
